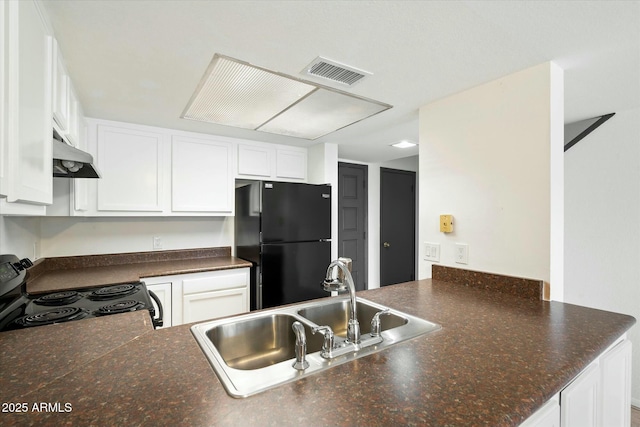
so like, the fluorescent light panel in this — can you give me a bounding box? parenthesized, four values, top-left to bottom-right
(259, 88, 389, 139)
(183, 56, 316, 129)
(182, 55, 392, 140)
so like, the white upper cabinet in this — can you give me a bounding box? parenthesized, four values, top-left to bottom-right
(55, 118, 307, 217)
(51, 39, 69, 133)
(237, 144, 272, 178)
(97, 124, 164, 212)
(81, 119, 235, 216)
(171, 135, 232, 213)
(276, 148, 307, 180)
(51, 38, 84, 149)
(0, 0, 52, 213)
(66, 84, 81, 147)
(237, 142, 307, 182)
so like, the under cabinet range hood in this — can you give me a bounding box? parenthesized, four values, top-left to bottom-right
(52, 131, 101, 178)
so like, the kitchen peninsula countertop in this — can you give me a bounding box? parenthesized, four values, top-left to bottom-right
(25, 247, 252, 294)
(0, 279, 635, 427)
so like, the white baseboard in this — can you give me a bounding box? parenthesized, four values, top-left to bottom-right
(631, 397, 640, 408)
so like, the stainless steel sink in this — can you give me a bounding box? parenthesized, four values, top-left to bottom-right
(205, 313, 323, 370)
(297, 299, 407, 337)
(191, 296, 441, 398)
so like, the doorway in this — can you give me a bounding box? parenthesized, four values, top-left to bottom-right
(337, 162, 368, 291)
(380, 167, 416, 286)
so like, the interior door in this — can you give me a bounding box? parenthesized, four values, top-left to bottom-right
(380, 168, 416, 286)
(338, 163, 367, 291)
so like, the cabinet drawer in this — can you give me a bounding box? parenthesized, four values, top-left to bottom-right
(182, 287, 249, 323)
(182, 270, 249, 295)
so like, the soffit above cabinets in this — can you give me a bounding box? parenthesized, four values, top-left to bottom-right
(181, 55, 392, 140)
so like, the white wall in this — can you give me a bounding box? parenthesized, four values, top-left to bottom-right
(418, 62, 564, 298)
(339, 155, 418, 289)
(38, 216, 233, 257)
(564, 107, 640, 404)
(0, 216, 41, 259)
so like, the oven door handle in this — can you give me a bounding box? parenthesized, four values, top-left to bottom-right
(148, 290, 164, 328)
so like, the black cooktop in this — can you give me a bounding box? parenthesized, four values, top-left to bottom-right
(0, 255, 162, 331)
(0, 281, 160, 331)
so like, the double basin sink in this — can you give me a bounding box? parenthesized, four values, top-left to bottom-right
(190, 296, 441, 398)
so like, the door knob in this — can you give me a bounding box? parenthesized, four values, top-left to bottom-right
(383, 242, 391, 248)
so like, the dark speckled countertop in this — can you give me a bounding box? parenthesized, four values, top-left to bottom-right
(0, 279, 634, 427)
(25, 247, 252, 294)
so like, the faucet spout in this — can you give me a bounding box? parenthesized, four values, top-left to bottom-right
(323, 258, 360, 344)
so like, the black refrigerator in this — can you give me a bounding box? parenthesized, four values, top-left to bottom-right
(235, 181, 331, 310)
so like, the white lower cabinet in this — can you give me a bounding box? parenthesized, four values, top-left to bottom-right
(520, 398, 560, 427)
(182, 286, 248, 324)
(599, 339, 632, 427)
(142, 268, 249, 327)
(561, 362, 600, 427)
(522, 336, 632, 427)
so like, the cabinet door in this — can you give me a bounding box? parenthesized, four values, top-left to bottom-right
(52, 39, 69, 132)
(97, 124, 164, 211)
(600, 339, 632, 427)
(146, 282, 172, 328)
(276, 148, 306, 180)
(520, 399, 560, 427)
(237, 144, 273, 177)
(2, 0, 52, 205)
(65, 84, 80, 146)
(560, 362, 600, 427)
(171, 135, 232, 213)
(182, 287, 248, 324)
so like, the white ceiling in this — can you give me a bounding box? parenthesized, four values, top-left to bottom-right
(43, 0, 640, 163)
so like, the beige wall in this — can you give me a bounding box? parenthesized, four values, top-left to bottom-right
(418, 62, 564, 299)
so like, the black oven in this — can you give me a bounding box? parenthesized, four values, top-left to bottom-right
(0, 254, 163, 332)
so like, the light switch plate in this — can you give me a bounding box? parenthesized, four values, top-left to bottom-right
(455, 243, 468, 264)
(424, 242, 440, 262)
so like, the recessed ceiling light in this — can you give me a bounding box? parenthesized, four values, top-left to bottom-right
(391, 140, 417, 149)
(181, 54, 392, 140)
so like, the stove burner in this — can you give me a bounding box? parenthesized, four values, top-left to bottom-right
(88, 284, 139, 301)
(96, 300, 144, 315)
(14, 307, 89, 327)
(33, 291, 82, 306)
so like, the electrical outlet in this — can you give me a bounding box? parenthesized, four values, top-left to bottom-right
(455, 243, 468, 264)
(424, 242, 440, 262)
(153, 236, 163, 250)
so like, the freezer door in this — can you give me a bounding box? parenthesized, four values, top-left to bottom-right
(261, 182, 331, 243)
(260, 241, 330, 309)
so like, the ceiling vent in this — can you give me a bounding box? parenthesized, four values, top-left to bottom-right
(303, 57, 371, 86)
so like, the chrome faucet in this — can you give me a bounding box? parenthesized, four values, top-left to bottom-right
(291, 321, 309, 370)
(370, 309, 391, 337)
(322, 258, 360, 344)
(312, 325, 335, 359)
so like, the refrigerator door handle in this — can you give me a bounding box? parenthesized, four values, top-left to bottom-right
(258, 272, 263, 310)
